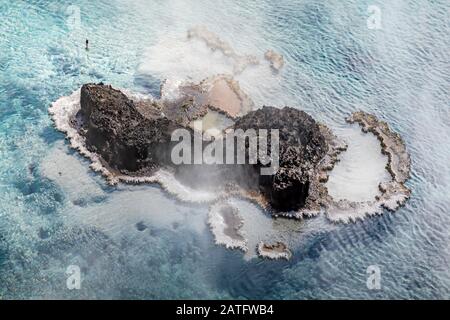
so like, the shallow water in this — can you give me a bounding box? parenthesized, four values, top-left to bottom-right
(0, 0, 449, 299)
(326, 124, 391, 202)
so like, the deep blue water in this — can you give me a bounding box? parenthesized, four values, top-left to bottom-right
(0, 0, 449, 299)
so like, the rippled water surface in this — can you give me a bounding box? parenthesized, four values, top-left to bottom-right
(0, 0, 449, 299)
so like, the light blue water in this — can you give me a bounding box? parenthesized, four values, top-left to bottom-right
(0, 0, 449, 299)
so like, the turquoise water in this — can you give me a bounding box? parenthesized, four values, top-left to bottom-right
(0, 0, 449, 299)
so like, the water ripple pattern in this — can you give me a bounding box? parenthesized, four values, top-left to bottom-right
(0, 0, 449, 299)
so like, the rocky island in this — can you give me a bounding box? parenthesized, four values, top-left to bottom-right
(70, 83, 334, 213)
(49, 82, 411, 260)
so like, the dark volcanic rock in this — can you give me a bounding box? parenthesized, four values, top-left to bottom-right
(79, 84, 183, 174)
(78, 84, 328, 212)
(233, 107, 328, 211)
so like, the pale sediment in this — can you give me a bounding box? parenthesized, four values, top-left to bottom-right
(257, 241, 292, 260)
(324, 111, 411, 223)
(201, 75, 255, 117)
(208, 202, 248, 252)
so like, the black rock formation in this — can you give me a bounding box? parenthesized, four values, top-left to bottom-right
(78, 83, 329, 212)
(233, 107, 328, 210)
(79, 84, 187, 175)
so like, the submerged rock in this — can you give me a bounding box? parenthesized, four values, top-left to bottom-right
(257, 241, 292, 260)
(208, 202, 247, 252)
(264, 49, 285, 72)
(187, 26, 259, 74)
